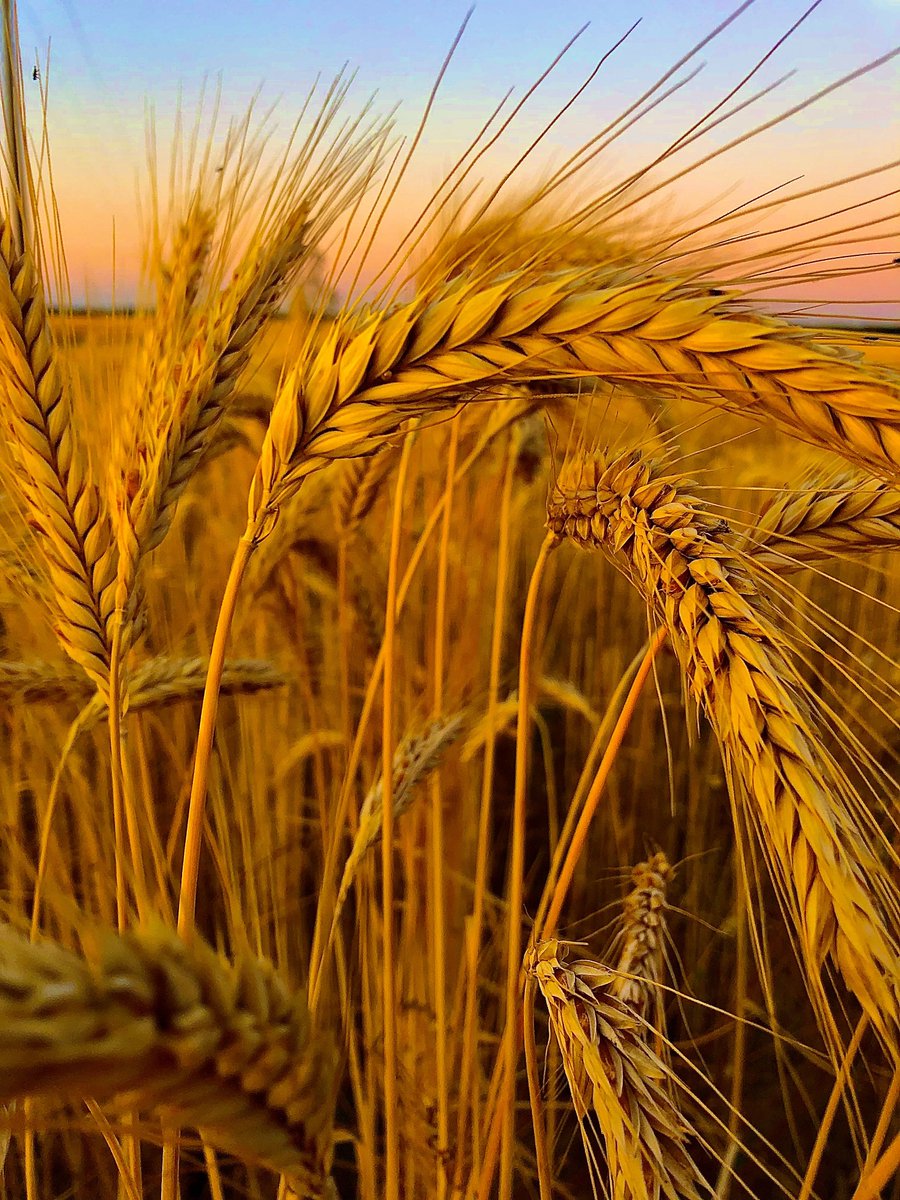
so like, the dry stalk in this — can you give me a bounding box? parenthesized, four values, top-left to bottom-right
(525, 938, 703, 1200)
(0, 221, 115, 690)
(547, 447, 900, 1046)
(0, 922, 338, 1194)
(252, 270, 900, 529)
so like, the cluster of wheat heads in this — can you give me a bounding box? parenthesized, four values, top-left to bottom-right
(547, 445, 900, 1049)
(1, 6, 899, 1200)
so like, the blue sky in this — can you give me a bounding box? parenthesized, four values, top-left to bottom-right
(14, 0, 900, 311)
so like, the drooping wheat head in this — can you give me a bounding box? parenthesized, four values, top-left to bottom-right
(525, 938, 703, 1200)
(547, 445, 900, 1051)
(253, 268, 900, 538)
(0, 922, 339, 1194)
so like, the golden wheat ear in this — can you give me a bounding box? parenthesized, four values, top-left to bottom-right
(740, 469, 900, 570)
(0, 923, 339, 1192)
(610, 851, 673, 1029)
(0, 222, 116, 691)
(526, 938, 704, 1200)
(547, 446, 900, 1053)
(252, 270, 900, 532)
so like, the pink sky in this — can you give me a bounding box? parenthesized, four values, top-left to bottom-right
(21, 1, 900, 319)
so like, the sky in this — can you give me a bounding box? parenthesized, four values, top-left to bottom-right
(13, 0, 900, 316)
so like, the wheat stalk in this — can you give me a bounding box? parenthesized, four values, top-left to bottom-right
(252, 270, 900, 527)
(0, 222, 115, 690)
(525, 938, 703, 1200)
(547, 447, 900, 1047)
(0, 922, 338, 1194)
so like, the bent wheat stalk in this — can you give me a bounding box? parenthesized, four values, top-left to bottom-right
(0, 923, 338, 1194)
(547, 447, 900, 1049)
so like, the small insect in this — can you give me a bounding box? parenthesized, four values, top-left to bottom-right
(32, 66, 39, 82)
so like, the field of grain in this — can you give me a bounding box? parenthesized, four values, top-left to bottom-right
(0, 10, 899, 1200)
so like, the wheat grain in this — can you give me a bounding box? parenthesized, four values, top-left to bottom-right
(547, 447, 900, 1047)
(0, 922, 338, 1193)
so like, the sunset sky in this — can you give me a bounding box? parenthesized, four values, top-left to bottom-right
(14, 0, 900, 315)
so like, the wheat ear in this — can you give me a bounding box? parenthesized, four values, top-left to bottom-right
(525, 938, 703, 1200)
(333, 714, 465, 924)
(114, 203, 312, 629)
(254, 270, 900, 523)
(0, 922, 338, 1193)
(0, 655, 285, 712)
(611, 852, 673, 1028)
(743, 470, 900, 570)
(547, 448, 900, 1046)
(334, 449, 397, 536)
(0, 222, 115, 689)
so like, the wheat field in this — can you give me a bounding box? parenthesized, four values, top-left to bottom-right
(0, 7, 899, 1200)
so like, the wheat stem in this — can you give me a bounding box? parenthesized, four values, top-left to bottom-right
(177, 531, 256, 936)
(540, 627, 668, 940)
(500, 531, 557, 1200)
